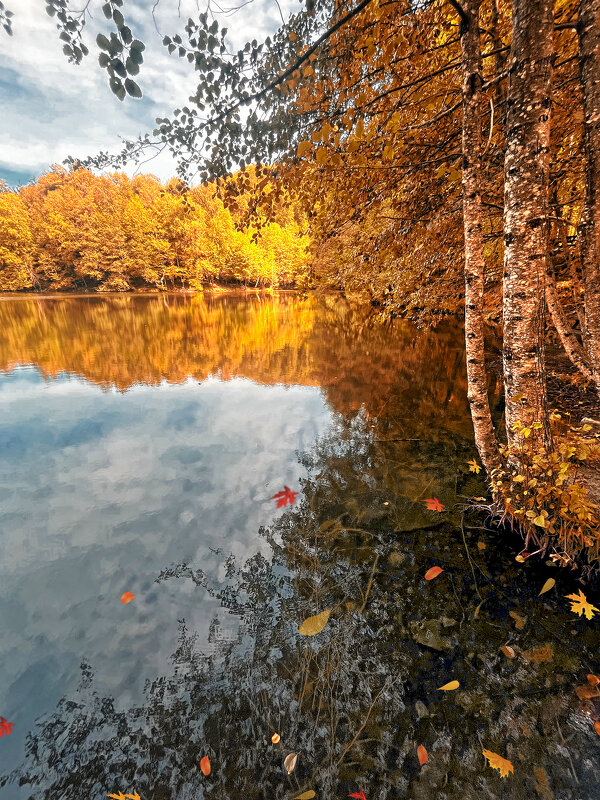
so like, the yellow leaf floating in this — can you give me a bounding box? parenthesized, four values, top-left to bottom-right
(467, 459, 481, 474)
(438, 680, 459, 691)
(482, 749, 514, 778)
(565, 590, 599, 620)
(294, 792, 316, 800)
(298, 609, 331, 636)
(538, 578, 555, 596)
(107, 793, 140, 800)
(284, 753, 298, 775)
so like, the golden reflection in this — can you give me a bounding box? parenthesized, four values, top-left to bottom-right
(0, 292, 492, 438)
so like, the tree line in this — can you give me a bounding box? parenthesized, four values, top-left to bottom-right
(0, 167, 311, 292)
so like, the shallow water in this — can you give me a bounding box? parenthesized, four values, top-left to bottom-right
(0, 292, 598, 799)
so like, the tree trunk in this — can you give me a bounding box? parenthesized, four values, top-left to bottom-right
(456, 0, 502, 474)
(545, 262, 594, 381)
(578, 0, 600, 393)
(503, 0, 554, 446)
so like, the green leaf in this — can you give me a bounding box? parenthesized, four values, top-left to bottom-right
(129, 47, 143, 65)
(120, 25, 132, 45)
(96, 33, 110, 51)
(98, 52, 110, 67)
(125, 56, 140, 75)
(124, 78, 142, 98)
(112, 58, 126, 78)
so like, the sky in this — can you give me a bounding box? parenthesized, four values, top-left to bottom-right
(0, 0, 298, 188)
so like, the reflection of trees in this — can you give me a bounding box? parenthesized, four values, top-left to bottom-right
(2, 421, 599, 800)
(0, 293, 497, 444)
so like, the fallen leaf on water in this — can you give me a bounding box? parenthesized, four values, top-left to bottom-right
(0, 717, 14, 737)
(438, 680, 460, 691)
(107, 793, 140, 800)
(120, 592, 135, 604)
(294, 792, 316, 800)
(348, 791, 367, 800)
(270, 486, 299, 508)
(594, 721, 600, 737)
(284, 752, 298, 775)
(538, 578, 555, 596)
(298, 609, 331, 636)
(424, 566, 444, 581)
(271, 732, 281, 744)
(482, 749, 514, 778)
(522, 644, 553, 663)
(424, 497, 445, 512)
(500, 645, 516, 659)
(417, 744, 428, 765)
(200, 756, 211, 776)
(509, 610, 526, 629)
(477, 541, 486, 550)
(574, 684, 600, 701)
(467, 459, 481, 474)
(565, 590, 600, 620)
(586, 674, 600, 686)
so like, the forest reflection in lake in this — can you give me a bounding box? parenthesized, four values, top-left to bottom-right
(0, 292, 598, 800)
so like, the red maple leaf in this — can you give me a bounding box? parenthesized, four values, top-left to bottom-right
(348, 791, 367, 800)
(424, 497, 445, 512)
(0, 717, 14, 737)
(270, 486, 299, 508)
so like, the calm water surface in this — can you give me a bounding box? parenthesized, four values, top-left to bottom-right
(0, 293, 598, 799)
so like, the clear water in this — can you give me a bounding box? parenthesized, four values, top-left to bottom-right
(0, 293, 598, 799)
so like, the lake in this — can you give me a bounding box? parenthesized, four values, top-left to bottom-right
(0, 292, 598, 799)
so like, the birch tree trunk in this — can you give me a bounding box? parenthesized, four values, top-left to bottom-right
(578, 0, 600, 393)
(503, 0, 553, 446)
(455, 0, 502, 474)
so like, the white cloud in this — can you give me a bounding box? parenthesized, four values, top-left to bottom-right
(0, 0, 301, 185)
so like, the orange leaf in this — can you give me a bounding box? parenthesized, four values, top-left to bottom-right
(500, 645, 516, 659)
(575, 684, 600, 701)
(120, 592, 135, 604)
(438, 680, 459, 691)
(594, 721, 600, 737)
(424, 566, 443, 581)
(482, 749, 514, 778)
(271, 733, 281, 744)
(509, 610, 526, 629)
(200, 756, 211, 776)
(424, 497, 445, 512)
(522, 643, 553, 663)
(417, 745, 428, 765)
(586, 674, 600, 686)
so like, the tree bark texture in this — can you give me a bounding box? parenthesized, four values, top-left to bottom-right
(458, 0, 502, 474)
(545, 264, 594, 381)
(503, 0, 553, 445)
(578, 0, 600, 392)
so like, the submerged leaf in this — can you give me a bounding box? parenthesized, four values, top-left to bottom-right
(522, 643, 553, 663)
(438, 680, 459, 691)
(538, 578, 555, 596)
(482, 749, 514, 778)
(417, 744, 428, 765)
(424, 566, 444, 581)
(298, 609, 331, 636)
(509, 610, 526, 629)
(284, 752, 298, 775)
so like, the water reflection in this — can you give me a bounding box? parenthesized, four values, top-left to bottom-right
(0, 293, 597, 799)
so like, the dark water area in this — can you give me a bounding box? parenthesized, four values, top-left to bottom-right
(0, 292, 598, 799)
